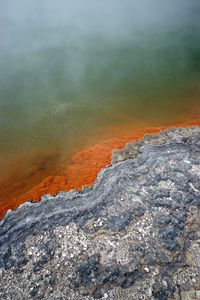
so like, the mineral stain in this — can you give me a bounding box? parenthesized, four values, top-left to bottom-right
(1, 117, 200, 218)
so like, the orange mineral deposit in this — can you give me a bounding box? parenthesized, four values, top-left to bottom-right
(0, 118, 200, 218)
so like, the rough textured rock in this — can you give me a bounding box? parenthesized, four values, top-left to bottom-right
(0, 126, 200, 300)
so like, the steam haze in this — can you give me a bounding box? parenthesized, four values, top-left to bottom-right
(0, 0, 200, 166)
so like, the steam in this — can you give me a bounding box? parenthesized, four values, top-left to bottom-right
(0, 0, 199, 154)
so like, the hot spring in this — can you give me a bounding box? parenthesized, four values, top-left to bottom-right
(0, 0, 200, 216)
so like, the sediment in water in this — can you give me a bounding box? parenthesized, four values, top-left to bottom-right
(1, 118, 200, 218)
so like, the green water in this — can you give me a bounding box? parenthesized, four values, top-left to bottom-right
(0, 0, 200, 183)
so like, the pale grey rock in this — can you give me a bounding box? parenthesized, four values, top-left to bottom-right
(0, 126, 200, 299)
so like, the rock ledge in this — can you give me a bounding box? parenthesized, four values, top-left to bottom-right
(0, 126, 200, 299)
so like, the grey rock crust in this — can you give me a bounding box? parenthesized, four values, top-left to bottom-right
(1, 126, 200, 300)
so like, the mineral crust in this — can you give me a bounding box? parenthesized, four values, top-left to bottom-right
(0, 126, 200, 299)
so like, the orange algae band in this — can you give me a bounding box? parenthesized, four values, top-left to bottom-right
(1, 120, 200, 218)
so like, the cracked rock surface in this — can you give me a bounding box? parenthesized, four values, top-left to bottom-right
(0, 126, 200, 300)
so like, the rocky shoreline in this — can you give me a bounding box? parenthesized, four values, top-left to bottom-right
(0, 126, 200, 299)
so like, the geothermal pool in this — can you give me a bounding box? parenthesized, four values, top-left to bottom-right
(0, 0, 200, 216)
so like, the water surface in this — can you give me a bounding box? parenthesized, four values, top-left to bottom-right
(0, 0, 200, 214)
